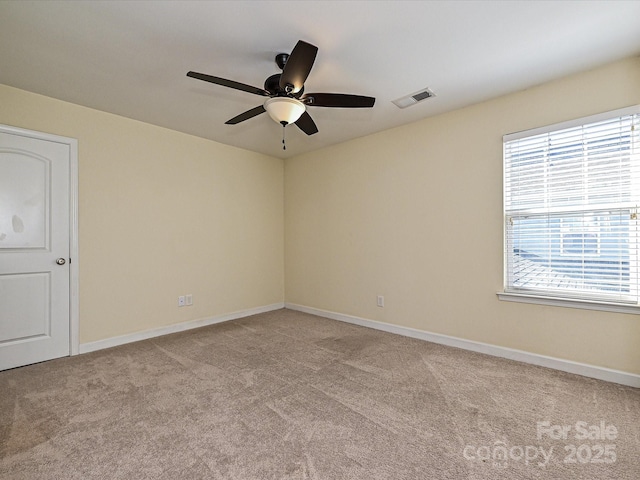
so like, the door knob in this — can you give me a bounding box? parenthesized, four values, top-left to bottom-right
(56, 258, 66, 265)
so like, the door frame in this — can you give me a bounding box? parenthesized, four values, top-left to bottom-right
(0, 124, 79, 356)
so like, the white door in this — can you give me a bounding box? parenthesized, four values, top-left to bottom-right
(0, 128, 71, 370)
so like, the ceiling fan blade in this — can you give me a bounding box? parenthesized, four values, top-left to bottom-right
(279, 40, 318, 94)
(294, 111, 319, 136)
(187, 71, 270, 97)
(225, 105, 266, 125)
(302, 93, 375, 108)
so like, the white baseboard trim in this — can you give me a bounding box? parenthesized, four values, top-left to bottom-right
(285, 303, 640, 389)
(79, 303, 285, 354)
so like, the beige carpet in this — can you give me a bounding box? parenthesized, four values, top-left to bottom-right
(1, 308, 638, 479)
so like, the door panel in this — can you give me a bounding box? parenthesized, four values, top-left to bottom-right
(0, 273, 49, 341)
(0, 130, 70, 370)
(0, 153, 48, 249)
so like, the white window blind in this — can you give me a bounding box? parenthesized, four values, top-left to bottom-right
(504, 106, 640, 303)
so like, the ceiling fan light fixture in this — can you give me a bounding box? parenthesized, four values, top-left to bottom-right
(264, 97, 305, 125)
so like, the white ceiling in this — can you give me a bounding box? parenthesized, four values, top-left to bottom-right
(1, 1, 640, 159)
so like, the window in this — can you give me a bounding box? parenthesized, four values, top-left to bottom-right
(503, 106, 640, 305)
(560, 216, 600, 257)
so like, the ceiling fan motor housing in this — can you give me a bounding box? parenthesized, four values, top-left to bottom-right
(264, 74, 304, 97)
(264, 74, 281, 95)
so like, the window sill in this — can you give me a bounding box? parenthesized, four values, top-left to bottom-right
(497, 291, 640, 315)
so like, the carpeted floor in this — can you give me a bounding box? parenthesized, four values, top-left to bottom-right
(1, 308, 638, 479)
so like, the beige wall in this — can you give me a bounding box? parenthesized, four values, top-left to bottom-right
(285, 57, 640, 374)
(0, 84, 284, 343)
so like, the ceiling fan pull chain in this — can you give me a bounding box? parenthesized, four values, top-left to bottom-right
(282, 122, 287, 150)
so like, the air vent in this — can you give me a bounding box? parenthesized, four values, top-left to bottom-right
(392, 87, 436, 109)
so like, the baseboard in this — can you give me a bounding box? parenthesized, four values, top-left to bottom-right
(78, 302, 285, 354)
(285, 303, 640, 389)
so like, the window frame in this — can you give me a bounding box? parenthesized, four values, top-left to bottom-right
(499, 105, 640, 313)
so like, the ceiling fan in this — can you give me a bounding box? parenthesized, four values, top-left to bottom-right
(187, 40, 375, 147)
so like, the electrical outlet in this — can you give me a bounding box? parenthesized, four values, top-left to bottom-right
(178, 296, 185, 307)
(377, 295, 384, 307)
(185, 294, 193, 306)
